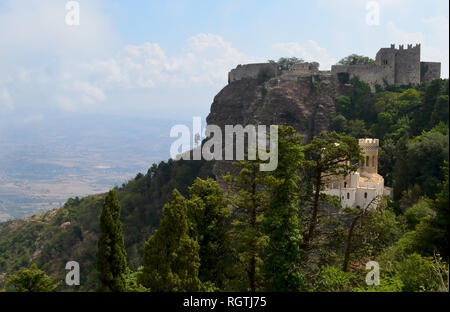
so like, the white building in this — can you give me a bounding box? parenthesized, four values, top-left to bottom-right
(322, 138, 392, 209)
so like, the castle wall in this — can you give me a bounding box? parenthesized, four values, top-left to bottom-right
(355, 187, 378, 208)
(394, 45, 421, 85)
(227, 45, 440, 91)
(331, 64, 394, 91)
(228, 63, 278, 83)
(289, 62, 320, 75)
(376, 47, 397, 68)
(421, 62, 441, 83)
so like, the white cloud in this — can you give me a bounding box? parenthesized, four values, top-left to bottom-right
(0, 0, 116, 63)
(271, 40, 337, 70)
(422, 46, 449, 78)
(0, 29, 255, 114)
(422, 16, 449, 35)
(386, 22, 425, 45)
(387, 21, 448, 78)
(87, 33, 256, 90)
(0, 87, 14, 112)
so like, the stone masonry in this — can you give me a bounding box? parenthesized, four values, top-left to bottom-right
(228, 44, 441, 91)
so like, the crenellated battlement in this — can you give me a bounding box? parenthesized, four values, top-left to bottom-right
(359, 138, 379, 147)
(228, 44, 441, 92)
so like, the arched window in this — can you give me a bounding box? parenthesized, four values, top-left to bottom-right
(344, 182, 347, 188)
(347, 193, 350, 199)
(366, 156, 370, 167)
(372, 156, 375, 167)
(364, 192, 367, 198)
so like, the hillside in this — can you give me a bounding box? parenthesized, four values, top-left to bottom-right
(0, 66, 448, 291)
(0, 159, 214, 290)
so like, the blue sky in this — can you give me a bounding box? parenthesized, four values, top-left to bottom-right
(0, 0, 448, 122)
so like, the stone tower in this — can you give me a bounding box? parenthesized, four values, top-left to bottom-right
(376, 44, 421, 85)
(331, 44, 441, 91)
(358, 138, 379, 175)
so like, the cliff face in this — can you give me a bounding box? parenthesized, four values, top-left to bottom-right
(207, 74, 346, 143)
(206, 73, 348, 177)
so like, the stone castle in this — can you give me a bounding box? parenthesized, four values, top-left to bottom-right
(322, 138, 392, 209)
(228, 44, 441, 91)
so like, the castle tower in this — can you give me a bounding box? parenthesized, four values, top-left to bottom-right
(358, 138, 379, 175)
(395, 44, 421, 85)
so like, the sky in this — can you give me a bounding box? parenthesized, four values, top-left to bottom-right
(0, 0, 448, 122)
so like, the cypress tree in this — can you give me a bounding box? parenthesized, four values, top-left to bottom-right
(140, 189, 201, 291)
(97, 189, 128, 292)
(224, 160, 269, 292)
(262, 126, 305, 291)
(187, 178, 232, 289)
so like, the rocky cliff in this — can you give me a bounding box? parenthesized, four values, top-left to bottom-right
(206, 71, 349, 177)
(207, 73, 349, 141)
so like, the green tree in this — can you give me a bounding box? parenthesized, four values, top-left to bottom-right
(269, 57, 304, 72)
(187, 178, 232, 289)
(302, 132, 362, 252)
(312, 265, 355, 292)
(224, 160, 270, 291)
(404, 199, 433, 230)
(140, 190, 200, 291)
(329, 114, 347, 133)
(342, 197, 380, 272)
(347, 119, 368, 138)
(7, 263, 60, 292)
(337, 54, 375, 66)
(396, 253, 441, 291)
(263, 126, 305, 291)
(431, 162, 449, 257)
(429, 95, 449, 127)
(97, 190, 128, 292)
(394, 127, 449, 199)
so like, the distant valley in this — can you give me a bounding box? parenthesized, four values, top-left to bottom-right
(0, 113, 186, 221)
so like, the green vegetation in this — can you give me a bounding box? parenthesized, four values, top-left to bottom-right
(301, 132, 363, 253)
(0, 77, 448, 292)
(97, 190, 128, 292)
(140, 190, 201, 291)
(187, 178, 232, 289)
(5, 263, 60, 292)
(262, 126, 305, 291)
(224, 160, 269, 291)
(269, 57, 305, 72)
(0, 158, 214, 291)
(337, 54, 375, 66)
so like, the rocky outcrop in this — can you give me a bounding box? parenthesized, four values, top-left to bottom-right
(207, 74, 346, 143)
(206, 72, 349, 177)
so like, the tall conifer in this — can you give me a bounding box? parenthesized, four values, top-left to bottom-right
(97, 189, 128, 292)
(140, 190, 201, 291)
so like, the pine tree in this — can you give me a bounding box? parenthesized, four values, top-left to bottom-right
(301, 132, 362, 254)
(262, 126, 306, 291)
(224, 160, 270, 291)
(7, 263, 60, 292)
(140, 190, 201, 291)
(187, 178, 232, 289)
(97, 189, 128, 292)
